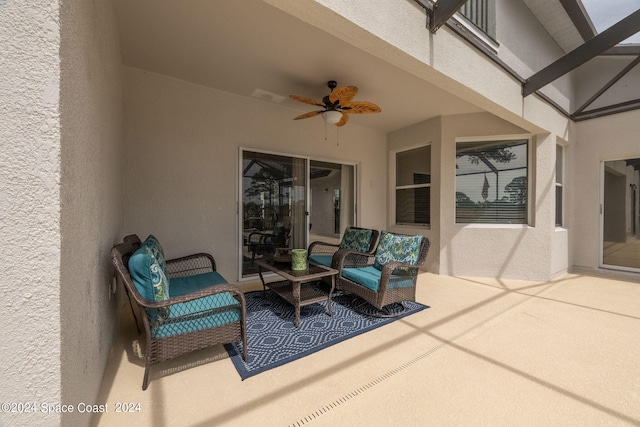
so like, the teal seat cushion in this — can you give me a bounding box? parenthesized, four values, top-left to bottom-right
(342, 266, 382, 291)
(342, 266, 415, 291)
(169, 272, 228, 296)
(152, 292, 241, 338)
(309, 254, 333, 267)
(339, 228, 373, 252)
(373, 231, 423, 270)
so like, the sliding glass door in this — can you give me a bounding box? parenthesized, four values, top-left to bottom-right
(241, 150, 307, 277)
(601, 158, 640, 272)
(309, 160, 355, 245)
(240, 150, 356, 278)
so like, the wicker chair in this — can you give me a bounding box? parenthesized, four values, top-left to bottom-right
(336, 232, 430, 313)
(308, 227, 379, 269)
(111, 234, 247, 390)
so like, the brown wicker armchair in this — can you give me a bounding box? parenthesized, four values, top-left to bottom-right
(336, 232, 430, 313)
(308, 227, 379, 269)
(111, 234, 247, 390)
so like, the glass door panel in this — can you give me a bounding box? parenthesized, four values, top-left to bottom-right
(241, 150, 307, 277)
(601, 158, 640, 272)
(309, 161, 355, 245)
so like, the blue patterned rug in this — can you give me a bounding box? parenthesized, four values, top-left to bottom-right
(224, 283, 429, 380)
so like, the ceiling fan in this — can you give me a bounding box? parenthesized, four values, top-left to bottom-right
(289, 80, 381, 127)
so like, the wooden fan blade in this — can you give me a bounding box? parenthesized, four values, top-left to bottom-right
(342, 101, 381, 114)
(329, 86, 358, 104)
(293, 110, 323, 120)
(289, 95, 325, 107)
(336, 113, 350, 127)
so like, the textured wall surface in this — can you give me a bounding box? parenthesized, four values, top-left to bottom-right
(59, 0, 124, 425)
(0, 0, 123, 425)
(0, 1, 63, 426)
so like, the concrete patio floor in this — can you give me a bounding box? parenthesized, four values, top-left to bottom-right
(92, 270, 640, 426)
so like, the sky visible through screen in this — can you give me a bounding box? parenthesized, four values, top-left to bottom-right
(580, 0, 640, 43)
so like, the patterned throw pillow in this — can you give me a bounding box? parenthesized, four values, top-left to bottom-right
(128, 242, 170, 326)
(144, 235, 166, 272)
(373, 231, 423, 270)
(339, 228, 373, 252)
(144, 245, 170, 303)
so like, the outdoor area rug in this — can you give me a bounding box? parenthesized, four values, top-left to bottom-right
(224, 283, 429, 380)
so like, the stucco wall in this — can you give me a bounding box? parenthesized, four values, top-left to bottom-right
(387, 118, 442, 273)
(438, 113, 559, 280)
(59, 0, 124, 425)
(122, 67, 387, 282)
(0, 1, 63, 426)
(387, 112, 565, 280)
(572, 111, 640, 270)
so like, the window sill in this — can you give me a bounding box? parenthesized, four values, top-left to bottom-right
(455, 223, 531, 229)
(451, 13, 499, 54)
(393, 224, 431, 231)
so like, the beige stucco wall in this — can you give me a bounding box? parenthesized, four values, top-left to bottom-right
(438, 114, 560, 280)
(387, 118, 442, 273)
(0, 1, 63, 426)
(572, 111, 640, 270)
(122, 67, 387, 282)
(0, 0, 123, 425)
(388, 112, 567, 280)
(59, 0, 124, 425)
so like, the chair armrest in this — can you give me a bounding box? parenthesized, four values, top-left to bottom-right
(308, 241, 340, 255)
(335, 249, 375, 270)
(166, 253, 216, 278)
(377, 261, 420, 292)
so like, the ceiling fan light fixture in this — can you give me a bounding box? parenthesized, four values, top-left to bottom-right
(322, 110, 342, 124)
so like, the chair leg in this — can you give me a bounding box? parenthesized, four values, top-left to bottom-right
(242, 337, 248, 362)
(351, 297, 406, 318)
(142, 366, 150, 391)
(142, 349, 152, 390)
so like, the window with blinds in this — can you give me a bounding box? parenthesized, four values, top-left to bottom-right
(395, 145, 431, 226)
(456, 139, 528, 224)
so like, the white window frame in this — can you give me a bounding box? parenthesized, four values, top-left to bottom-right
(391, 143, 431, 227)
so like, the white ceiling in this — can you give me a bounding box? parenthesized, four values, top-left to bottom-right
(113, 0, 483, 133)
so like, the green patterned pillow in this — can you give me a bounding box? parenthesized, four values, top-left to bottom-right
(143, 235, 166, 272)
(339, 228, 373, 252)
(145, 245, 169, 303)
(128, 244, 170, 324)
(373, 231, 423, 270)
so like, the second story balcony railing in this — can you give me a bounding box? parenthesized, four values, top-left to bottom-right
(459, 0, 496, 40)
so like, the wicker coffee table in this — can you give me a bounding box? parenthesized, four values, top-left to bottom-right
(256, 258, 338, 327)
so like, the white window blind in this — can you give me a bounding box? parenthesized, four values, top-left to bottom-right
(456, 140, 528, 224)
